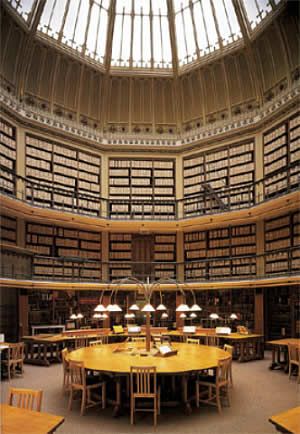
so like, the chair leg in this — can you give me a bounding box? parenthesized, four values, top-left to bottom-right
(288, 363, 292, 380)
(102, 384, 106, 409)
(158, 391, 160, 415)
(196, 383, 199, 408)
(68, 388, 73, 411)
(216, 388, 222, 414)
(80, 390, 86, 416)
(130, 397, 134, 425)
(154, 397, 157, 427)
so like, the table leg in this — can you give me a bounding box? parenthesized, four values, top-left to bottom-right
(181, 375, 192, 415)
(113, 377, 122, 417)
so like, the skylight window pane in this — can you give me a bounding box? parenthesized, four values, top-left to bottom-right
(153, 16, 162, 66)
(135, 0, 150, 14)
(243, 0, 272, 29)
(161, 16, 172, 65)
(133, 15, 142, 66)
(62, 0, 79, 45)
(96, 8, 108, 61)
(9, 0, 35, 20)
(175, 12, 186, 65)
(173, 0, 190, 11)
(86, 2, 100, 57)
(193, 1, 209, 54)
(183, 7, 196, 60)
(38, 0, 55, 32)
(121, 14, 131, 66)
(223, 0, 241, 39)
(142, 15, 151, 66)
(116, 0, 131, 14)
(112, 14, 123, 65)
(74, 0, 90, 48)
(201, 0, 218, 50)
(152, 0, 168, 15)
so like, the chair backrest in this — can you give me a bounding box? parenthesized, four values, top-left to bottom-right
(130, 337, 146, 343)
(216, 358, 231, 386)
(205, 335, 219, 346)
(130, 366, 157, 396)
(8, 344, 19, 361)
(288, 343, 300, 362)
(89, 339, 103, 347)
(8, 387, 43, 412)
(223, 344, 233, 355)
(75, 338, 87, 349)
(69, 361, 86, 387)
(61, 348, 69, 369)
(186, 338, 199, 345)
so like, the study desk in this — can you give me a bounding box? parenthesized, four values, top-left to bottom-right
(269, 406, 300, 433)
(266, 338, 300, 371)
(68, 342, 230, 415)
(0, 404, 64, 434)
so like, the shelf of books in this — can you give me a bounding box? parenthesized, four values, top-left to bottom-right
(26, 223, 101, 280)
(154, 234, 176, 280)
(0, 214, 17, 245)
(25, 134, 101, 216)
(109, 158, 175, 219)
(183, 142, 255, 217)
(0, 118, 16, 196)
(266, 286, 293, 340)
(184, 223, 256, 280)
(264, 113, 300, 198)
(109, 233, 132, 280)
(264, 212, 299, 275)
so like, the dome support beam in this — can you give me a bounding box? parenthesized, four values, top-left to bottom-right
(232, 0, 264, 105)
(15, 0, 46, 99)
(167, 0, 182, 130)
(101, 0, 116, 131)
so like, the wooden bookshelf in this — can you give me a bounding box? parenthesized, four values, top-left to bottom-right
(109, 233, 132, 280)
(109, 158, 175, 219)
(183, 142, 254, 216)
(154, 234, 176, 280)
(25, 135, 101, 215)
(265, 286, 294, 340)
(26, 223, 101, 280)
(0, 118, 16, 195)
(264, 212, 299, 275)
(0, 214, 17, 245)
(184, 224, 256, 280)
(264, 113, 300, 198)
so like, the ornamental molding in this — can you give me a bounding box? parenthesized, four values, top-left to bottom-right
(0, 83, 299, 151)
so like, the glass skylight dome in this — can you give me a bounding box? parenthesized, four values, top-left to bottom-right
(7, 0, 282, 71)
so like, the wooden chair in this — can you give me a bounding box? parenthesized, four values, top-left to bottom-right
(288, 343, 300, 383)
(186, 338, 199, 345)
(75, 338, 88, 349)
(68, 361, 106, 416)
(3, 343, 24, 380)
(205, 335, 220, 347)
(196, 357, 231, 414)
(8, 387, 43, 412)
(130, 366, 160, 426)
(100, 335, 109, 344)
(61, 348, 70, 392)
(223, 344, 234, 386)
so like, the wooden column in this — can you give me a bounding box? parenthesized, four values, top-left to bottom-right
(102, 294, 111, 328)
(19, 291, 29, 338)
(254, 289, 264, 335)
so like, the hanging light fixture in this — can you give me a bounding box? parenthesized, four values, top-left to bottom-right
(129, 303, 139, 311)
(107, 304, 122, 312)
(156, 303, 167, 311)
(179, 313, 187, 319)
(141, 303, 155, 312)
(209, 313, 219, 320)
(77, 313, 83, 319)
(190, 312, 197, 318)
(70, 313, 77, 320)
(176, 303, 190, 312)
(161, 312, 168, 319)
(230, 313, 238, 320)
(94, 304, 106, 312)
(190, 304, 202, 312)
(124, 313, 132, 319)
(102, 313, 109, 319)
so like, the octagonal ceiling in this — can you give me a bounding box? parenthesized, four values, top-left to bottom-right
(7, 0, 282, 73)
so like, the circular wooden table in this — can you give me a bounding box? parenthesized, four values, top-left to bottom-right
(68, 342, 230, 415)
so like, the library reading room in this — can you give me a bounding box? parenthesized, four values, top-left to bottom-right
(0, 0, 299, 433)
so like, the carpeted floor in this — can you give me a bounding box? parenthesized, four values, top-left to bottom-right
(1, 352, 299, 434)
